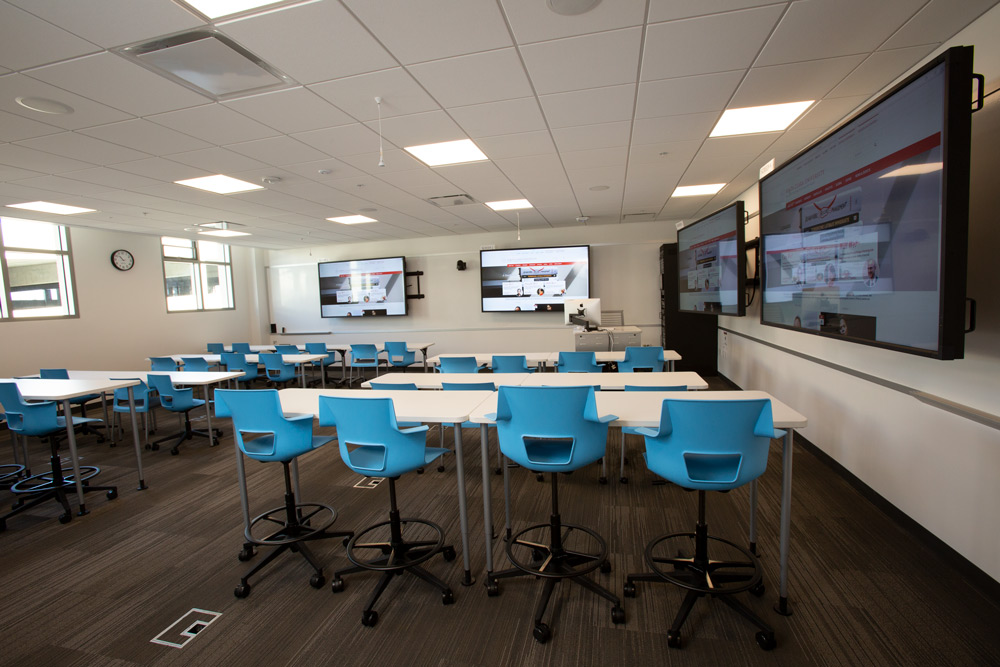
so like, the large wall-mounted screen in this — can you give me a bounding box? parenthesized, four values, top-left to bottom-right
(677, 201, 746, 316)
(318, 256, 407, 317)
(480, 245, 590, 312)
(758, 46, 973, 359)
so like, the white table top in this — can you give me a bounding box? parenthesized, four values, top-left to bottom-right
(361, 373, 531, 389)
(279, 388, 492, 424)
(223, 344, 275, 352)
(164, 353, 325, 365)
(519, 371, 707, 390)
(59, 370, 244, 386)
(427, 353, 552, 367)
(468, 390, 807, 429)
(1, 377, 139, 401)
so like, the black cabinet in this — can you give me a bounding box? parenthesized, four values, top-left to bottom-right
(660, 244, 718, 376)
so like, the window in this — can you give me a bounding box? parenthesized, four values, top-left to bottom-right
(0, 217, 77, 320)
(161, 237, 234, 312)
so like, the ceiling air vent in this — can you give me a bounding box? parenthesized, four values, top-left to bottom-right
(426, 194, 477, 207)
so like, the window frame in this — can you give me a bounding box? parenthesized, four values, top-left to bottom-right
(160, 237, 236, 313)
(0, 217, 80, 322)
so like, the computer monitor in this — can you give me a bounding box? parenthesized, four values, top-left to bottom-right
(564, 298, 602, 330)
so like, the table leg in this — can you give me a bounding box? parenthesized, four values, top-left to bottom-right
(481, 424, 494, 576)
(422, 347, 429, 373)
(126, 387, 147, 490)
(453, 424, 474, 586)
(62, 398, 88, 514)
(748, 478, 758, 555)
(204, 386, 218, 445)
(775, 429, 794, 616)
(503, 455, 512, 541)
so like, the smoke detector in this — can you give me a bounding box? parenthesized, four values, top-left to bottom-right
(427, 194, 477, 207)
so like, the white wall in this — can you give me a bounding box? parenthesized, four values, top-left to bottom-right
(0, 226, 260, 377)
(265, 220, 672, 352)
(721, 9, 1000, 582)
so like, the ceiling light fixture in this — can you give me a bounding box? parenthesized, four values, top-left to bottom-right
(672, 183, 726, 197)
(175, 174, 264, 194)
(176, 0, 294, 20)
(404, 139, 488, 167)
(486, 199, 532, 211)
(196, 221, 250, 237)
(15, 97, 74, 115)
(327, 215, 377, 225)
(6, 201, 95, 215)
(546, 0, 603, 16)
(200, 229, 251, 237)
(710, 101, 814, 137)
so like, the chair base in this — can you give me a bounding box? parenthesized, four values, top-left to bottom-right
(149, 412, 221, 455)
(486, 472, 624, 643)
(624, 491, 775, 651)
(331, 478, 455, 627)
(1, 453, 117, 531)
(0, 464, 25, 490)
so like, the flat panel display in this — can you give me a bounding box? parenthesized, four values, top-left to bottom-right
(758, 46, 972, 359)
(318, 256, 407, 317)
(677, 201, 746, 316)
(480, 245, 590, 312)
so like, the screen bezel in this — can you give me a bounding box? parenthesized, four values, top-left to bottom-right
(317, 255, 408, 318)
(479, 244, 591, 313)
(676, 200, 747, 317)
(757, 46, 972, 360)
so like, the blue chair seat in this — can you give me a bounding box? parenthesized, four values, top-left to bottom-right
(556, 351, 601, 373)
(147, 374, 215, 455)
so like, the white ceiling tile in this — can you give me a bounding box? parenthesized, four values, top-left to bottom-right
(642, 5, 784, 81)
(16, 131, 148, 164)
(224, 87, 356, 134)
(26, 52, 207, 116)
(756, 0, 926, 67)
(624, 165, 683, 209)
(628, 140, 702, 167)
(424, 162, 520, 202)
(79, 119, 212, 155)
(282, 158, 369, 184)
(500, 0, 646, 44)
(308, 68, 438, 121)
(0, 2, 98, 71)
(6, 174, 115, 197)
(228, 135, 329, 166)
(475, 130, 557, 159)
(539, 84, 635, 129)
(635, 71, 744, 118)
(409, 49, 533, 108)
(451, 99, 547, 139)
(148, 103, 279, 145)
(367, 110, 464, 147)
(520, 28, 642, 95)
(0, 142, 97, 173)
(8, 0, 203, 49)
(106, 157, 208, 182)
(371, 167, 454, 194)
(0, 73, 134, 130)
(790, 95, 869, 131)
(338, 148, 425, 175)
(560, 146, 628, 170)
(167, 147, 269, 174)
(647, 0, 788, 23)
(494, 154, 576, 202)
(59, 166, 165, 191)
(883, 0, 998, 49)
(219, 1, 397, 84)
(0, 164, 45, 182)
(682, 133, 779, 183)
(0, 108, 62, 142)
(631, 112, 719, 144)
(294, 123, 385, 158)
(827, 46, 937, 98)
(551, 121, 631, 152)
(342, 0, 511, 64)
(730, 54, 866, 107)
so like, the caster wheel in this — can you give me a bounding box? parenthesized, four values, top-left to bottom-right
(485, 579, 500, 597)
(150, 444, 159, 451)
(170, 448, 179, 456)
(756, 630, 776, 650)
(331, 577, 345, 593)
(530, 548, 546, 563)
(611, 605, 625, 624)
(0, 520, 5, 532)
(442, 546, 457, 562)
(598, 476, 608, 485)
(600, 560, 612, 574)
(442, 590, 455, 605)
(237, 546, 254, 562)
(234, 583, 250, 599)
(536, 473, 544, 482)
(416, 467, 424, 474)
(362, 610, 379, 627)
(106, 489, 118, 500)
(533, 622, 551, 644)
(437, 465, 445, 473)
(749, 582, 766, 597)
(310, 573, 325, 589)
(59, 513, 72, 525)
(620, 477, 629, 484)
(623, 582, 636, 598)
(667, 630, 682, 648)
(493, 467, 502, 475)
(342, 536, 352, 548)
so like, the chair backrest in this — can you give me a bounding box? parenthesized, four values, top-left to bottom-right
(494, 385, 613, 472)
(231, 343, 252, 353)
(619, 346, 665, 372)
(275, 344, 299, 355)
(556, 351, 600, 373)
(0, 382, 59, 436)
(150, 356, 178, 371)
(111, 379, 154, 411)
(369, 382, 418, 390)
(318, 396, 430, 477)
(181, 357, 212, 372)
(147, 374, 194, 411)
(643, 398, 777, 491)
(206, 343, 225, 353)
(215, 389, 322, 463)
(623, 385, 686, 392)
(304, 342, 328, 354)
(438, 356, 482, 373)
(383, 341, 415, 366)
(442, 382, 495, 391)
(491, 355, 530, 373)
(221, 352, 257, 378)
(350, 344, 379, 363)
(39, 368, 69, 379)
(260, 352, 297, 382)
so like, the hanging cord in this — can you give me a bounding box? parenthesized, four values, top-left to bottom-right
(375, 96, 385, 167)
(516, 210, 521, 241)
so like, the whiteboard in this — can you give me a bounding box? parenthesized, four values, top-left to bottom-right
(268, 264, 326, 333)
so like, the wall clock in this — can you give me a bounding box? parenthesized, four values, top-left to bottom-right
(110, 249, 134, 271)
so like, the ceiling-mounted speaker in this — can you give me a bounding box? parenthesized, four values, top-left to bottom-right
(546, 0, 602, 16)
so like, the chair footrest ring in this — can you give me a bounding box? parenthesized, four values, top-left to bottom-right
(10, 466, 102, 495)
(506, 522, 608, 579)
(346, 518, 446, 572)
(643, 531, 762, 595)
(245, 502, 338, 546)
